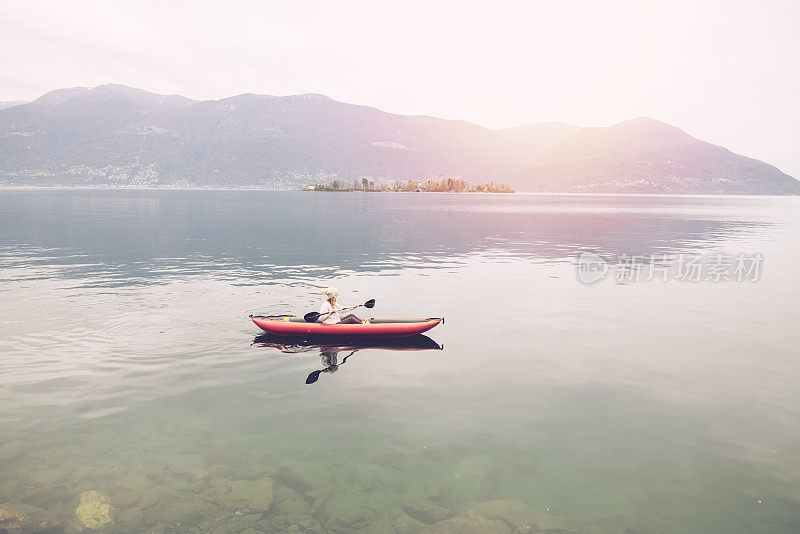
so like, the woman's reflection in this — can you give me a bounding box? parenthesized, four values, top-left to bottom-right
(308, 348, 357, 383)
(252, 334, 443, 384)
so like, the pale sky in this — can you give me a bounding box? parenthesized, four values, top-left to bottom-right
(1, 0, 798, 177)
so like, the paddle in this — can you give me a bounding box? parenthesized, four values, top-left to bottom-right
(305, 350, 357, 384)
(303, 298, 375, 323)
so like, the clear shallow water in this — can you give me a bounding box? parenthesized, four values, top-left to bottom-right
(1, 190, 799, 533)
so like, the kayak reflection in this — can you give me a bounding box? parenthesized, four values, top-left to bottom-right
(252, 334, 443, 384)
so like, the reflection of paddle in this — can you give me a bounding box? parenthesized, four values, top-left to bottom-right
(253, 333, 443, 352)
(305, 350, 357, 384)
(303, 299, 375, 323)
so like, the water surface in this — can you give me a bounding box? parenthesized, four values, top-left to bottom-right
(1, 190, 799, 533)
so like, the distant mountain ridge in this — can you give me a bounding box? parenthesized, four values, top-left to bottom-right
(0, 84, 797, 194)
(0, 101, 26, 111)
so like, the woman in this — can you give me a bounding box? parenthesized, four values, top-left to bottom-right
(319, 287, 365, 324)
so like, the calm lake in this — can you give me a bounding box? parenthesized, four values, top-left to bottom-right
(1, 189, 799, 533)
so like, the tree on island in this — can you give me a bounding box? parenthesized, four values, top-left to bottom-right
(308, 177, 513, 193)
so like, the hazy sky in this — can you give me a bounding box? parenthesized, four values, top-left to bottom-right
(1, 0, 799, 177)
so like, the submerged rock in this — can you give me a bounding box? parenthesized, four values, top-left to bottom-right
(75, 490, 115, 529)
(371, 451, 405, 470)
(273, 484, 305, 505)
(165, 454, 207, 478)
(0, 480, 19, 502)
(358, 518, 397, 534)
(228, 478, 274, 511)
(421, 499, 579, 534)
(0, 502, 60, 534)
(277, 460, 332, 493)
(208, 465, 249, 480)
(192, 510, 238, 533)
(138, 485, 181, 511)
(210, 513, 261, 534)
(115, 507, 145, 533)
(306, 485, 334, 512)
(141, 501, 202, 527)
(393, 511, 425, 534)
(162, 475, 192, 492)
(260, 512, 324, 533)
(208, 464, 273, 480)
(471, 499, 543, 530)
(21, 485, 72, 510)
(421, 509, 511, 534)
(68, 466, 92, 485)
(109, 488, 140, 509)
(134, 485, 200, 527)
(115, 472, 150, 492)
(402, 494, 452, 525)
(276, 498, 311, 515)
(28, 470, 65, 488)
(322, 498, 373, 530)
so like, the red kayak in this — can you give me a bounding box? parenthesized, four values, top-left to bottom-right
(250, 315, 443, 337)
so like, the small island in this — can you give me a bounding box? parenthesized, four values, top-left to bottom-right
(304, 178, 514, 193)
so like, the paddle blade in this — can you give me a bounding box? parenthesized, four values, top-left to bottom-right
(305, 370, 322, 384)
(304, 311, 321, 323)
(364, 299, 375, 309)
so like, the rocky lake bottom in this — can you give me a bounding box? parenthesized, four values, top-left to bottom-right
(1, 409, 596, 534)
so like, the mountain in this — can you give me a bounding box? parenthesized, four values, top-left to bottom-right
(146, 92, 512, 187)
(0, 101, 26, 111)
(0, 84, 797, 194)
(512, 118, 800, 194)
(501, 121, 582, 157)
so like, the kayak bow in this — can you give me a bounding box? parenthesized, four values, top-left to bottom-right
(250, 315, 443, 337)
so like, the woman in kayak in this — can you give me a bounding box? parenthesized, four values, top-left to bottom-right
(319, 287, 366, 324)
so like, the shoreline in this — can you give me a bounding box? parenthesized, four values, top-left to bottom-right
(0, 185, 797, 198)
(300, 189, 515, 194)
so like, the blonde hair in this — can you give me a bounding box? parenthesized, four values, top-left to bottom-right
(322, 287, 339, 309)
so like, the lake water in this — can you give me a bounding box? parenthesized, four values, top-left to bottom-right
(1, 189, 799, 533)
